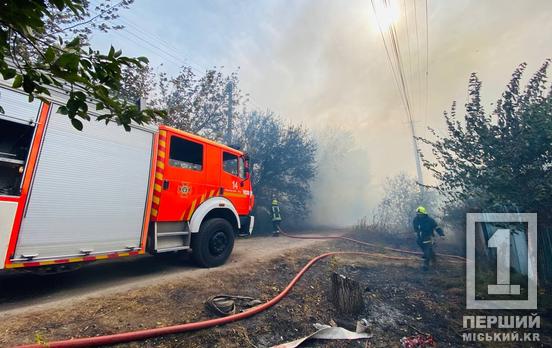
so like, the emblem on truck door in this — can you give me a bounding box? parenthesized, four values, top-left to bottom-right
(179, 183, 191, 197)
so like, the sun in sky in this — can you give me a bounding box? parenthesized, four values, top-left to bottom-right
(371, 0, 401, 32)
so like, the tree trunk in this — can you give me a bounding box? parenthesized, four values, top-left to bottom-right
(329, 272, 365, 315)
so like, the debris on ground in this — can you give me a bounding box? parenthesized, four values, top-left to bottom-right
(1, 234, 550, 347)
(205, 294, 262, 316)
(400, 334, 436, 348)
(271, 323, 373, 348)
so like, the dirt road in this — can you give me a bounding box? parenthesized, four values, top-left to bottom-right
(0, 233, 323, 316)
(2, 231, 549, 347)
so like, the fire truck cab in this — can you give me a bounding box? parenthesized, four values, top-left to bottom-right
(150, 126, 255, 267)
(0, 82, 254, 271)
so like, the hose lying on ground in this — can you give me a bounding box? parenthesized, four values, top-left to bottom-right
(205, 295, 262, 316)
(16, 231, 465, 348)
(16, 251, 382, 348)
(278, 229, 467, 262)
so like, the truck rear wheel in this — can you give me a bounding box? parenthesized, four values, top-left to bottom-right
(191, 218, 235, 268)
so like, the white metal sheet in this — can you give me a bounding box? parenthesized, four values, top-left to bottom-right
(0, 201, 17, 269)
(14, 108, 154, 259)
(0, 87, 41, 125)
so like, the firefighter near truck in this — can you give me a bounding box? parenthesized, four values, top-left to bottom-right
(0, 82, 255, 271)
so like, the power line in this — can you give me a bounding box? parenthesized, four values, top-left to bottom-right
(402, 0, 415, 108)
(412, 0, 423, 120)
(371, 0, 424, 186)
(87, 4, 267, 114)
(424, 0, 430, 128)
(118, 16, 205, 74)
(370, 0, 411, 123)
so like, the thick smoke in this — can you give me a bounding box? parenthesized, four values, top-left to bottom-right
(91, 0, 552, 225)
(226, 0, 552, 226)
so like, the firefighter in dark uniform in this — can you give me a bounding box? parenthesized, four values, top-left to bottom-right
(271, 199, 282, 236)
(412, 206, 444, 271)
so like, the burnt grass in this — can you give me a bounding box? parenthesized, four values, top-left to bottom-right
(2, 233, 551, 348)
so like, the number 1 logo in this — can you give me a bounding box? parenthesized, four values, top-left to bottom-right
(487, 229, 520, 295)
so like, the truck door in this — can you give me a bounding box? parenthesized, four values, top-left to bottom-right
(220, 151, 250, 215)
(159, 134, 207, 221)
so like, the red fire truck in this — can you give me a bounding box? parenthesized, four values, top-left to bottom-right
(0, 82, 254, 270)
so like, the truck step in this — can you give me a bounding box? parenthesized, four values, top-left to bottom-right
(157, 231, 189, 237)
(155, 246, 190, 253)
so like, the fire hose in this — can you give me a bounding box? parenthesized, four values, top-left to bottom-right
(278, 229, 467, 263)
(16, 231, 465, 348)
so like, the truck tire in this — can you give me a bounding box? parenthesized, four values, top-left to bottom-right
(191, 218, 235, 268)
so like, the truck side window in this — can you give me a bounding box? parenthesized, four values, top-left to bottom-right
(238, 156, 246, 179)
(169, 136, 203, 171)
(223, 152, 238, 176)
(0, 118, 34, 196)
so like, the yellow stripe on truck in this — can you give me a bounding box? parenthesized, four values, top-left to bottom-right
(224, 192, 248, 198)
(187, 199, 197, 221)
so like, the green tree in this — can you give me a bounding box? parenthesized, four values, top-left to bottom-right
(372, 173, 438, 234)
(0, 0, 164, 130)
(420, 60, 552, 226)
(119, 63, 156, 104)
(155, 67, 244, 141)
(237, 110, 317, 229)
(12, 0, 134, 62)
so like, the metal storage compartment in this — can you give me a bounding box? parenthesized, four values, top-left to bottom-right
(13, 105, 155, 260)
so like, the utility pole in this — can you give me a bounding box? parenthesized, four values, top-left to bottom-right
(409, 120, 425, 188)
(225, 81, 233, 144)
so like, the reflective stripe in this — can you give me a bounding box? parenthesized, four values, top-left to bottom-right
(5, 250, 144, 269)
(187, 199, 197, 221)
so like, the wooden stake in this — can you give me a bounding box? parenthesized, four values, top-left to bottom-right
(330, 272, 365, 315)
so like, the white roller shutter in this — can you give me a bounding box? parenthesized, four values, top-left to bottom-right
(0, 87, 41, 125)
(14, 108, 154, 260)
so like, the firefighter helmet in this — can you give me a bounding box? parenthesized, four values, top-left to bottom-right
(416, 206, 427, 214)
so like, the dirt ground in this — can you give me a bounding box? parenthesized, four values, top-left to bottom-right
(0, 232, 323, 315)
(0, 230, 550, 347)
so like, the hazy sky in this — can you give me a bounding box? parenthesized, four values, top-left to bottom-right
(93, 0, 552, 224)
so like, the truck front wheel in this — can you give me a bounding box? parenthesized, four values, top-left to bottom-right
(191, 218, 235, 268)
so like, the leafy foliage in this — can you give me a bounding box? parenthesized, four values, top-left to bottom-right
(372, 173, 438, 234)
(118, 65, 318, 229)
(236, 110, 317, 229)
(153, 67, 244, 141)
(0, 0, 165, 130)
(420, 60, 552, 225)
(11, 0, 133, 62)
(118, 63, 156, 104)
